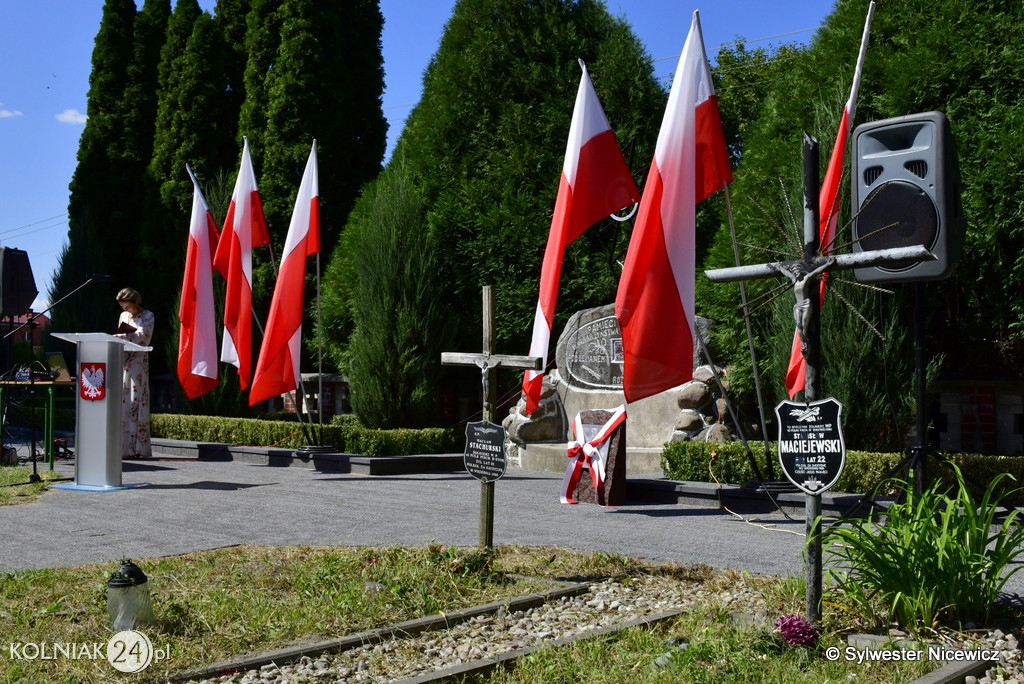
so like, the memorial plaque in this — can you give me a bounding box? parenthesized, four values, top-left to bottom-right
(464, 421, 507, 483)
(774, 397, 846, 495)
(560, 312, 624, 391)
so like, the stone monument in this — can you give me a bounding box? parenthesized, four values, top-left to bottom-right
(504, 303, 741, 474)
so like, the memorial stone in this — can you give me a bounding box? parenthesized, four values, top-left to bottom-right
(565, 409, 627, 506)
(506, 304, 739, 473)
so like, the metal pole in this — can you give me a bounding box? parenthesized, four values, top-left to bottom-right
(724, 187, 774, 479)
(802, 133, 823, 625)
(316, 251, 324, 446)
(913, 282, 928, 493)
(480, 286, 496, 548)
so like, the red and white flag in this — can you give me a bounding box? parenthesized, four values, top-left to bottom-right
(213, 137, 270, 390)
(521, 60, 639, 414)
(615, 11, 732, 404)
(785, 1, 875, 399)
(249, 142, 320, 406)
(178, 165, 221, 400)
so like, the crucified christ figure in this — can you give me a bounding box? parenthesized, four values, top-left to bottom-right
(769, 257, 836, 356)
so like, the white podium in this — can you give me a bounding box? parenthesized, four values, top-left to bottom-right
(50, 333, 152, 490)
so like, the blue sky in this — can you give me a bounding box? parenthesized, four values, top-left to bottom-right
(0, 0, 836, 310)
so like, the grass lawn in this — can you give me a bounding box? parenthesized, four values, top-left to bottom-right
(0, 466, 65, 506)
(0, 544, 943, 684)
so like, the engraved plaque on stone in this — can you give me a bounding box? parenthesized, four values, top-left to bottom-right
(555, 304, 624, 391)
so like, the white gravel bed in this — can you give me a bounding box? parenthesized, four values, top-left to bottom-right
(175, 574, 763, 684)
(174, 575, 1023, 684)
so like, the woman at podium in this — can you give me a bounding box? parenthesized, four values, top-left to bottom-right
(114, 288, 154, 459)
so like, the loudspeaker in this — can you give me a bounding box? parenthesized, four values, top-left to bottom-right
(851, 111, 965, 283)
(0, 248, 37, 317)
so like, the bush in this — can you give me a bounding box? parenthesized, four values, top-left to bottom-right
(661, 440, 1024, 504)
(151, 414, 461, 456)
(823, 464, 1024, 631)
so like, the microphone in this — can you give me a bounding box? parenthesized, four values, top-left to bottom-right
(86, 274, 112, 281)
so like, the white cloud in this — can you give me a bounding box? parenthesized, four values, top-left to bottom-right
(0, 108, 23, 118)
(56, 108, 87, 124)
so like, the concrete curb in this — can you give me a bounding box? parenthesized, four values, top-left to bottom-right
(625, 477, 893, 516)
(165, 578, 588, 683)
(849, 633, 994, 684)
(151, 438, 465, 475)
(907, 658, 991, 684)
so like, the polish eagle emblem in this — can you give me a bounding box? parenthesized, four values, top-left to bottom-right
(80, 362, 106, 401)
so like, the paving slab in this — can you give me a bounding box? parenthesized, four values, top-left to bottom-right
(3, 448, 1022, 603)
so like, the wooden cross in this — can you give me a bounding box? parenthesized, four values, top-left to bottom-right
(441, 285, 542, 547)
(705, 134, 936, 625)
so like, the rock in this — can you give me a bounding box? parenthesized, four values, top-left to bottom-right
(696, 424, 735, 443)
(674, 409, 704, 432)
(692, 364, 724, 385)
(504, 376, 567, 446)
(676, 382, 711, 410)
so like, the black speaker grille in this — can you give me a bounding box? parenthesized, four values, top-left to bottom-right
(863, 165, 883, 185)
(904, 159, 928, 179)
(855, 180, 939, 270)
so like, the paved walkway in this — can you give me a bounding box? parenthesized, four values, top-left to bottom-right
(3, 453, 814, 577)
(3, 449, 1021, 601)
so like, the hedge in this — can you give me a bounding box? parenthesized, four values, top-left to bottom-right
(661, 440, 1024, 505)
(151, 414, 461, 457)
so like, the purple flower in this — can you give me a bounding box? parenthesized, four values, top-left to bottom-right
(774, 614, 818, 647)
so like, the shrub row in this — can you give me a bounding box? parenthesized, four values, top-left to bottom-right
(661, 440, 1024, 505)
(151, 414, 462, 457)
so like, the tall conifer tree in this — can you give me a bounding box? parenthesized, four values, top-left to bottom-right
(148, 11, 233, 333)
(51, 0, 138, 335)
(237, 0, 283, 171)
(214, 0, 252, 144)
(260, 0, 386, 254)
(393, 0, 663, 353)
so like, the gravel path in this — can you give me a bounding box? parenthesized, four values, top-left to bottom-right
(175, 574, 1023, 684)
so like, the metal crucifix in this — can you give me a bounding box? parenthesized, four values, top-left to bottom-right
(441, 285, 542, 548)
(705, 133, 935, 625)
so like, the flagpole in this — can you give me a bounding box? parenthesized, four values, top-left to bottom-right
(724, 186, 774, 479)
(258, 213, 316, 446)
(316, 250, 323, 445)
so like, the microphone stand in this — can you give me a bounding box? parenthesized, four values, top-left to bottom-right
(3, 275, 107, 483)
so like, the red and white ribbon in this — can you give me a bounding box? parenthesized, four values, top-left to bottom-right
(560, 405, 627, 505)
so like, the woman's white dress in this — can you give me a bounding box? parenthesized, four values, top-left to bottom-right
(118, 309, 155, 458)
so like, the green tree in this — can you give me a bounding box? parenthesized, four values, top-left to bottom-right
(393, 0, 664, 360)
(260, 0, 387, 255)
(344, 160, 450, 428)
(50, 0, 139, 335)
(699, 0, 1024, 449)
(147, 9, 234, 365)
(151, 10, 234, 218)
(236, 0, 281, 166)
(214, 0, 251, 142)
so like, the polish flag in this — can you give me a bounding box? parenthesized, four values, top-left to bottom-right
(785, 1, 875, 399)
(615, 11, 732, 404)
(213, 137, 270, 390)
(249, 142, 319, 406)
(178, 165, 221, 400)
(521, 60, 639, 414)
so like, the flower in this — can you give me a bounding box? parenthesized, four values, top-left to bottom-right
(774, 614, 818, 647)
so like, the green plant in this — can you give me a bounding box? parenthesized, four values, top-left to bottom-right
(150, 413, 461, 455)
(823, 464, 1024, 631)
